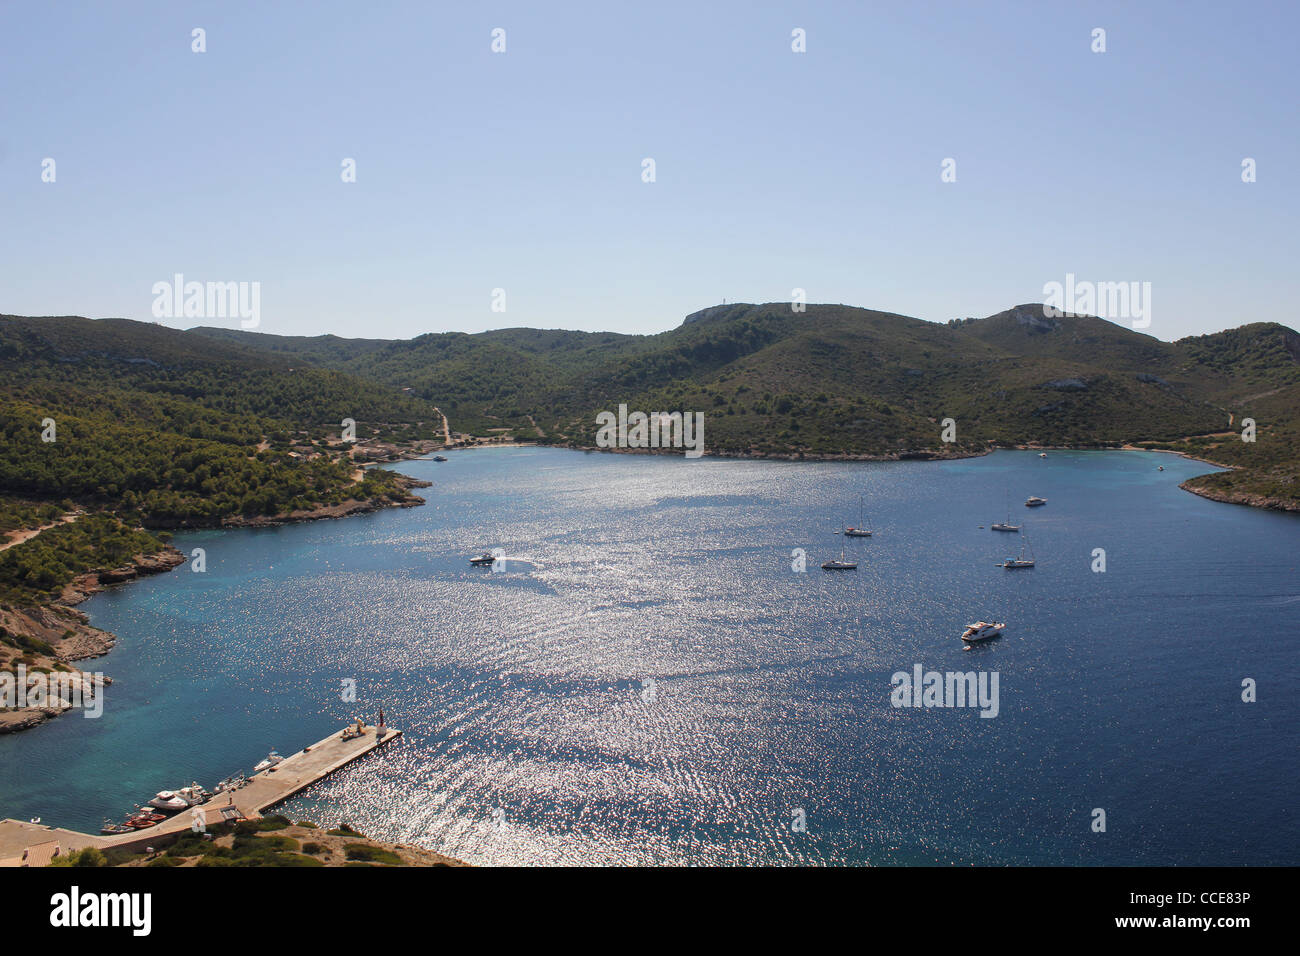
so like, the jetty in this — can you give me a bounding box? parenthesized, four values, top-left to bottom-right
(0, 722, 400, 865)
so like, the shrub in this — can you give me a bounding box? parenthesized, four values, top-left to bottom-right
(343, 843, 402, 865)
(48, 847, 106, 867)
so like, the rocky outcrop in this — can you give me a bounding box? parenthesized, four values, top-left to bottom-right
(59, 546, 186, 606)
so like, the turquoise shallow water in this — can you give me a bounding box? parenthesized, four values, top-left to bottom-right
(1, 447, 1296, 865)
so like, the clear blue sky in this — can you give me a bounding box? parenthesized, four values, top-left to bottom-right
(1, 0, 1295, 341)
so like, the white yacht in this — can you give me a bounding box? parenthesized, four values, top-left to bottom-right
(1025, 496, 1047, 507)
(961, 621, 1005, 642)
(177, 782, 209, 806)
(254, 750, 284, 773)
(148, 790, 190, 812)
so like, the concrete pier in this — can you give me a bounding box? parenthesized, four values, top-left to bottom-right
(0, 723, 400, 864)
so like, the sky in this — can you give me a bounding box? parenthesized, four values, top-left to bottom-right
(1, 0, 1296, 342)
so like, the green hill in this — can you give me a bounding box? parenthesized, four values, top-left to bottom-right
(188, 302, 1299, 507)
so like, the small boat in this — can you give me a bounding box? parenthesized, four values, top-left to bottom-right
(1158, 465, 1164, 471)
(821, 546, 857, 570)
(100, 819, 134, 835)
(843, 495, 872, 537)
(999, 534, 1036, 569)
(961, 621, 1005, 642)
(1025, 496, 1047, 507)
(991, 491, 1020, 532)
(469, 552, 496, 566)
(253, 750, 284, 773)
(1039, 452, 1047, 458)
(177, 782, 209, 806)
(214, 772, 246, 793)
(148, 790, 190, 812)
(126, 807, 165, 827)
(433, 455, 448, 462)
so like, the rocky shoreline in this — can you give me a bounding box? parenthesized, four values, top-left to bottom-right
(0, 547, 185, 735)
(1178, 479, 1300, 513)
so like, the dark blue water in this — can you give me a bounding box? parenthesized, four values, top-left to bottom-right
(2, 448, 1296, 865)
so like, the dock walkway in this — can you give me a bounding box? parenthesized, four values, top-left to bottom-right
(0, 723, 400, 863)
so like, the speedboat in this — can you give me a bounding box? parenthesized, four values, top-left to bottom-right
(1039, 452, 1047, 458)
(469, 552, 496, 566)
(254, 750, 284, 773)
(1025, 496, 1047, 507)
(148, 790, 190, 812)
(100, 819, 134, 835)
(433, 454, 448, 462)
(961, 621, 1005, 642)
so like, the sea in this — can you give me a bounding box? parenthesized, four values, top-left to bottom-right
(2, 447, 1296, 865)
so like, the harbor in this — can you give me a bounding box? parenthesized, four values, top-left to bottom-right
(0, 721, 400, 865)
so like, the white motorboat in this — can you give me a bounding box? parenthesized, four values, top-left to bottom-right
(253, 750, 284, 773)
(961, 621, 1006, 642)
(469, 552, 496, 566)
(1025, 496, 1047, 507)
(177, 782, 209, 806)
(148, 790, 190, 812)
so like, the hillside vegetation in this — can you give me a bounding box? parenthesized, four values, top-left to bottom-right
(0, 315, 442, 605)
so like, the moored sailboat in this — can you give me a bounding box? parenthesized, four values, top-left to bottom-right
(991, 490, 1020, 532)
(843, 495, 872, 537)
(821, 545, 857, 570)
(998, 533, 1035, 569)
